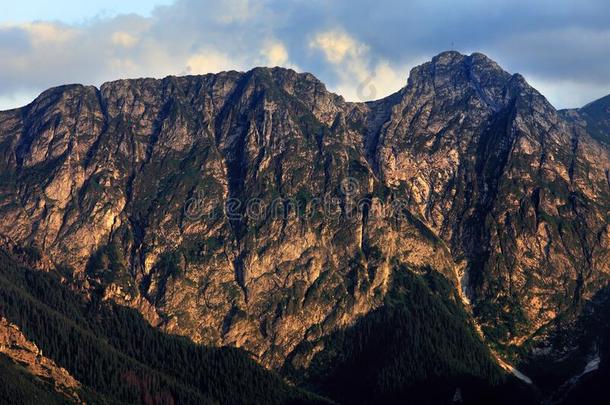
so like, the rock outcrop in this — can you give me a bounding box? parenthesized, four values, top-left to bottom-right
(0, 317, 82, 402)
(0, 51, 609, 373)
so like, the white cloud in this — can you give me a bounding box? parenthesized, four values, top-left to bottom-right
(261, 41, 289, 66)
(18, 22, 77, 46)
(1, 0, 610, 109)
(216, 0, 257, 23)
(333, 61, 413, 102)
(111, 31, 138, 48)
(310, 29, 412, 101)
(367, 61, 413, 98)
(309, 29, 367, 64)
(185, 50, 242, 74)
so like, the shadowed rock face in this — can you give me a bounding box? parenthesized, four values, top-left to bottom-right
(0, 51, 609, 370)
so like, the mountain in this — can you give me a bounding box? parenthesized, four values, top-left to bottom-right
(0, 248, 324, 404)
(0, 51, 609, 403)
(561, 94, 610, 146)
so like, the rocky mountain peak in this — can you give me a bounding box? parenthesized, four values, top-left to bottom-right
(398, 51, 550, 116)
(0, 52, 609, 401)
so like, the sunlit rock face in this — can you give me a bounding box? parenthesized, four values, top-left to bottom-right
(0, 51, 609, 369)
(0, 317, 83, 402)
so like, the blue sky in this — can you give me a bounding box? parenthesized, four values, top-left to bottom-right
(0, 1, 173, 24)
(1, 0, 610, 110)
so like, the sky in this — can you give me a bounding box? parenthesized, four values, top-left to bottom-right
(1, 0, 609, 110)
(0, 0, 174, 24)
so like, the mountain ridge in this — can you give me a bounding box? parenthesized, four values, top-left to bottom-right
(1, 51, 609, 403)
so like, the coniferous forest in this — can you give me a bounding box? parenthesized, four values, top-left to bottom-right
(0, 247, 544, 404)
(286, 268, 539, 404)
(0, 249, 325, 404)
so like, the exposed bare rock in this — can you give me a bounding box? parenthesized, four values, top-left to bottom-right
(0, 317, 82, 402)
(0, 51, 609, 373)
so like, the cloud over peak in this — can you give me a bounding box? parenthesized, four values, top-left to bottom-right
(1, 0, 610, 110)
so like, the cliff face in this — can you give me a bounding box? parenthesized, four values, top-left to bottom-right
(0, 51, 609, 372)
(371, 52, 610, 351)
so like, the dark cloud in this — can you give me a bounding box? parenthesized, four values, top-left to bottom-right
(1, 0, 609, 110)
